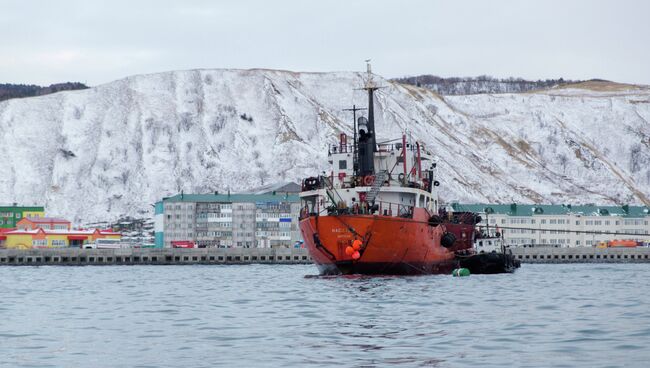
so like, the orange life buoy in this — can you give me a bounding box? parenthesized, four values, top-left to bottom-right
(363, 175, 375, 186)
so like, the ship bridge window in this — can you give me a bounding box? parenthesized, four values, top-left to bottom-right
(338, 160, 347, 170)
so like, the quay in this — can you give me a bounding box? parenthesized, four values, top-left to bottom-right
(0, 247, 312, 266)
(511, 246, 650, 263)
(1, 246, 649, 266)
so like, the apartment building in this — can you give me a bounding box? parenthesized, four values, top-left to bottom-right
(452, 203, 650, 247)
(154, 192, 301, 248)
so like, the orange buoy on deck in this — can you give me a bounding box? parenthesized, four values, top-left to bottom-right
(352, 239, 362, 251)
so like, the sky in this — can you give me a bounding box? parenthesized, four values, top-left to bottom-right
(1, 0, 649, 86)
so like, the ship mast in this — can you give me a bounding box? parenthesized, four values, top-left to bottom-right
(358, 60, 378, 176)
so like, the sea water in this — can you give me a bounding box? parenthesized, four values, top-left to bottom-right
(1, 264, 648, 367)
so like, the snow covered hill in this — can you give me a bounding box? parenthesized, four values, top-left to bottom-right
(0, 69, 648, 222)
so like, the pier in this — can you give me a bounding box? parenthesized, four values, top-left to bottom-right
(511, 246, 650, 263)
(1, 246, 649, 266)
(0, 247, 312, 266)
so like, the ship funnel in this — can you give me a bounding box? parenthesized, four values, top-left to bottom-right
(357, 117, 368, 135)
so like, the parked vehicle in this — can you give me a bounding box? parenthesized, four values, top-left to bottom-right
(84, 238, 129, 249)
(171, 241, 196, 249)
(608, 239, 640, 248)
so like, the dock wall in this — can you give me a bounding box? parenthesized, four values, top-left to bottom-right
(1, 246, 649, 266)
(0, 247, 312, 266)
(511, 246, 650, 263)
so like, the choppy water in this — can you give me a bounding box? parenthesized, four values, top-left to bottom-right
(1, 264, 649, 368)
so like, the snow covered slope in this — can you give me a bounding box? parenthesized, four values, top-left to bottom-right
(0, 69, 648, 222)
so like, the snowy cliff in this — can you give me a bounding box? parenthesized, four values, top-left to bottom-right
(0, 69, 648, 222)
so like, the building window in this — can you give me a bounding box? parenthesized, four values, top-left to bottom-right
(338, 160, 347, 170)
(16, 213, 21, 219)
(576, 221, 580, 225)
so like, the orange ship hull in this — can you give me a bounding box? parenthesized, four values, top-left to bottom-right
(299, 209, 458, 275)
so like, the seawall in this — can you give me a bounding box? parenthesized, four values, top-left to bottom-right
(0, 247, 312, 266)
(511, 246, 650, 263)
(1, 246, 649, 266)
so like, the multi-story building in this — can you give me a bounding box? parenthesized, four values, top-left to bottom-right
(154, 192, 301, 248)
(16, 217, 71, 231)
(452, 203, 650, 247)
(0, 205, 45, 228)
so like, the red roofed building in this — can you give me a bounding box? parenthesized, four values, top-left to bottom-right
(16, 217, 71, 231)
(4, 228, 121, 249)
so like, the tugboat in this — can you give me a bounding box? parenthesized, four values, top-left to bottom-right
(298, 63, 519, 275)
(458, 221, 520, 274)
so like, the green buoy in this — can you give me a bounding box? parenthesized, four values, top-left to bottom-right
(452, 268, 470, 277)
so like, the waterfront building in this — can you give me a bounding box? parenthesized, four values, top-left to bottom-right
(452, 203, 650, 247)
(16, 217, 71, 231)
(0, 205, 45, 228)
(154, 192, 301, 248)
(3, 228, 121, 249)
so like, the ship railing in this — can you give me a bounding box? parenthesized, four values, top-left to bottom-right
(333, 174, 427, 191)
(333, 199, 416, 219)
(374, 201, 415, 219)
(328, 142, 425, 155)
(329, 144, 354, 154)
(299, 198, 416, 219)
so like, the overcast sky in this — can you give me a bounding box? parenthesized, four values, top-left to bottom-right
(1, 0, 649, 86)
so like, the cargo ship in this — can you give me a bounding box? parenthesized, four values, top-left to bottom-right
(298, 63, 517, 275)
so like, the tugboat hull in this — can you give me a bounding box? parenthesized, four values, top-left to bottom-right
(459, 252, 520, 274)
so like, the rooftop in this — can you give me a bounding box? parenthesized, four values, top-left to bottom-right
(160, 193, 300, 204)
(238, 181, 301, 195)
(451, 203, 650, 218)
(0, 205, 44, 211)
(6, 228, 118, 235)
(20, 217, 70, 223)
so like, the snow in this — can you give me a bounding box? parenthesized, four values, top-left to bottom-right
(0, 69, 648, 223)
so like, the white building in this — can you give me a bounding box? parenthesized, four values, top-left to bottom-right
(452, 203, 650, 247)
(154, 192, 301, 248)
